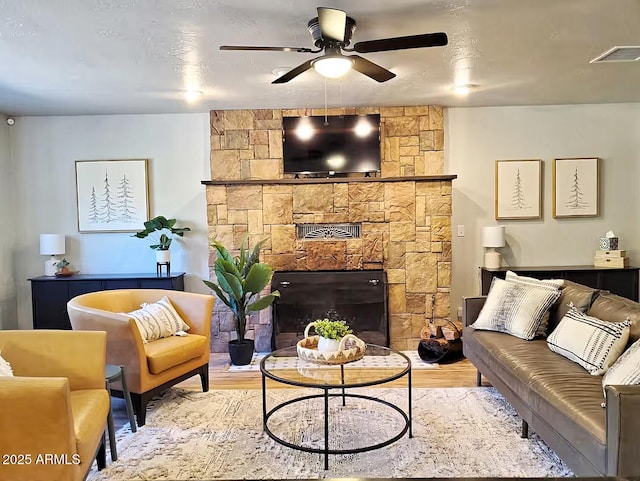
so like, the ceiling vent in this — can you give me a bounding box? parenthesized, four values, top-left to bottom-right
(590, 46, 640, 63)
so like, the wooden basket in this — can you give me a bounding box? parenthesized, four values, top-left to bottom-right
(297, 323, 366, 365)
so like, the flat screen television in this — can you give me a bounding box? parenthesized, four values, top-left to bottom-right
(282, 114, 381, 175)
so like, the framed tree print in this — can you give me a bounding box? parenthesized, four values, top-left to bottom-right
(495, 159, 542, 220)
(75, 159, 150, 233)
(553, 158, 599, 218)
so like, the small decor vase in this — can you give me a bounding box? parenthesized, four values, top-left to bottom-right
(317, 336, 341, 352)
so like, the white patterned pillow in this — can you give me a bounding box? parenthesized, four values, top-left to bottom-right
(0, 351, 14, 377)
(125, 296, 190, 343)
(602, 337, 640, 397)
(547, 307, 630, 375)
(472, 277, 562, 340)
(504, 271, 564, 337)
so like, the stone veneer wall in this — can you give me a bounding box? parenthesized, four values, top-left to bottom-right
(206, 106, 451, 352)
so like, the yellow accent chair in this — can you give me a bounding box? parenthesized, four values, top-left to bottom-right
(0, 330, 110, 481)
(67, 289, 213, 427)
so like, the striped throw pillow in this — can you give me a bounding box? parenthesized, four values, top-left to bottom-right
(504, 271, 564, 337)
(472, 277, 561, 340)
(125, 296, 190, 343)
(0, 351, 13, 377)
(547, 307, 630, 375)
(602, 337, 640, 396)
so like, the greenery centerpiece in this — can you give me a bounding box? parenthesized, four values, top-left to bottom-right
(311, 317, 353, 352)
(203, 236, 280, 365)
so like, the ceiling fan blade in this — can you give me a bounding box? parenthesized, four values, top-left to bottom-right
(353, 32, 448, 53)
(350, 55, 396, 83)
(317, 7, 347, 42)
(272, 59, 314, 84)
(220, 45, 317, 53)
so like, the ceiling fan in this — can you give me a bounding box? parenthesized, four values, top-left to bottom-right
(220, 7, 448, 84)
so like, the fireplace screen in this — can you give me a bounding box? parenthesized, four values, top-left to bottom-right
(271, 270, 388, 350)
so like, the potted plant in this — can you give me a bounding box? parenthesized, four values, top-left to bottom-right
(310, 318, 353, 352)
(132, 215, 191, 264)
(203, 236, 280, 365)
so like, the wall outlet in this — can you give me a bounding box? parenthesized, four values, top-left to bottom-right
(457, 225, 465, 237)
(457, 306, 463, 319)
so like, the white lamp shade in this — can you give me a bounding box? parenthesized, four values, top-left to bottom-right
(312, 56, 354, 78)
(482, 226, 505, 248)
(40, 234, 65, 255)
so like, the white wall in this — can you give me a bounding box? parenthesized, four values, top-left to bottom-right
(0, 116, 17, 329)
(446, 103, 640, 319)
(11, 113, 211, 329)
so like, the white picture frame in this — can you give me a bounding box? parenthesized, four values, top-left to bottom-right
(75, 159, 150, 233)
(495, 159, 542, 220)
(553, 158, 599, 218)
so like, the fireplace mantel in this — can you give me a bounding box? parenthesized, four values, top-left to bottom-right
(202, 175, 457, 186)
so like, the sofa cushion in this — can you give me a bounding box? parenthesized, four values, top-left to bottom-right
(603, 337, 640, 396)
(472, 277, 561, 340)
(588, 292, 640, 344)
(549, 280, 600, 333)
(547, 307, 630, 375)
(504, 271, 563, 337)
(144, 334, 207, 374)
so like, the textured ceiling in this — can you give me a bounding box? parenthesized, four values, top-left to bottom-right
(1, 0, 639, 116)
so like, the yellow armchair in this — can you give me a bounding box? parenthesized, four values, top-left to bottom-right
(67, 289, 213, 427)
(0, 330, 109, 481)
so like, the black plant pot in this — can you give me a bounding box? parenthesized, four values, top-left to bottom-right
(228, 339, 255, 366)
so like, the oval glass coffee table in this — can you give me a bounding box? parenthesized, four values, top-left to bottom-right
(260, 344, 411, 470)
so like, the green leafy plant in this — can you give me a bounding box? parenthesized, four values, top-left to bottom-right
(132, 215, 191, 250)
(203, 236, 280, 342)
(55, 258, 70, 270)
(313, 318, 353, 340)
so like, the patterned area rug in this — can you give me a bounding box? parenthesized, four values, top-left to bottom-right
(87, 387, 573, 480)
(228, 350, 441, 371)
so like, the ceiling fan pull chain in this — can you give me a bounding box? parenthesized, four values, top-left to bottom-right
(324, 78, 329, 125)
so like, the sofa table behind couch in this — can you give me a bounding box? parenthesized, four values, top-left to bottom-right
(481, 265, 639, 301)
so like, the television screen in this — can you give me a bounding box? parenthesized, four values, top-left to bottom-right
(282, 114, 381, 174)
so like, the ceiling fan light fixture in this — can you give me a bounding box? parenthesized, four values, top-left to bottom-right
(452, 84, 476, 96)
(182, 90, 203, 102)
(312, 56, 354, 78)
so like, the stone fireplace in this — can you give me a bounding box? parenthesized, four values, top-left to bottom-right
(204, 105, 454, 352)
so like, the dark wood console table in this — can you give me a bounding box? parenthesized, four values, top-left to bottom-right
(29, 272, 185, 329)
(481, 266, 640, 301)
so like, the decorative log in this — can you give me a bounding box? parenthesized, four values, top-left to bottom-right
(442, 326, 461, 341)
(430, 325, 443, 338)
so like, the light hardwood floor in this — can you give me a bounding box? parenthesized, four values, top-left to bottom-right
(111, 354, 483, 431)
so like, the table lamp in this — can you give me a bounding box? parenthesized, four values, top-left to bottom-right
(40, 234, 65, 276)
(482, 226, 505, 269)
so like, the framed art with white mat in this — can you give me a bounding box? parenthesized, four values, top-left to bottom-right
(75, 159, 150, 233)
(495, 159, 542, 220)
(552, 157, 599, 218)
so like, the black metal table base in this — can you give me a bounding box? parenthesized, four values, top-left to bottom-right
(261, 359, 412, 470)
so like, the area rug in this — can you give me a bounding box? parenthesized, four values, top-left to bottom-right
(228, 350, 440, 371)
(88, 387, 573, 480)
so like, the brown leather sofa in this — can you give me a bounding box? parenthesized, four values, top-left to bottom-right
(463, 280, 640, 477)
(67, 289, 214, 427)
(0, 330, 110, 481)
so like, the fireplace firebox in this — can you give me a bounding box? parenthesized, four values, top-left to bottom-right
(271, 270, 388, 350)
